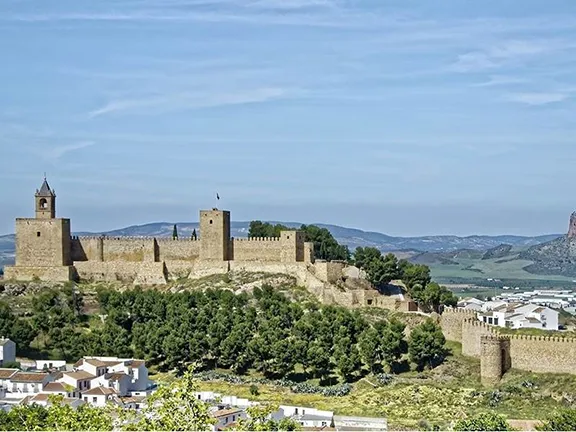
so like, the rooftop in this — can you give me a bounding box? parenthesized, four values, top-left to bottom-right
(64, 371, 96, 380)
(212, 408, 243, 418)
(0, 369, 18, 379)
(11, 372, 48, 383)
(82, 386, 118, 396)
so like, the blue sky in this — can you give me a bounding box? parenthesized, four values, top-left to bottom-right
(1, 0, 576, 236)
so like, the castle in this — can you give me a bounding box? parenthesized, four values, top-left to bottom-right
(4, 178, 316, 284)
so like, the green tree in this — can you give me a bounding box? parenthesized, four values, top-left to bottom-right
(172, 224, 178, 240)
(419, 282, 458, 313)
(233, 404, 301, 431)
(123, 365, 215, 431)
(408, 319, 447, 370)
(400, 262, 431, 290)
(191, 228, 197, 240)
(379, 318, 407, 371)
(358, 327, 381, 373)
(537, 409, 576, 431)
(301, 224, 350, 261)
(45, 394, 114, 430)
(353, 247, 382, 270)
(453, 412, 513, 431)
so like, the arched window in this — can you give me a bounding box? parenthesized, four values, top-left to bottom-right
(39, 198, 48, 209)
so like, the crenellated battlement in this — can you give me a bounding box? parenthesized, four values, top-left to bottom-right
(507, 334, 576, 343)
(481, 334, 510, 342)
(155, 237, 200, 242)
(234, 237, 281, 242)
(463, 318, 497, 332)
(443, 306, 476, 315)
(73, 235, 104, 240)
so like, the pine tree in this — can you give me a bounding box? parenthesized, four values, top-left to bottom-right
(172, 224, 178, 240)
(191, 228, 197, 240)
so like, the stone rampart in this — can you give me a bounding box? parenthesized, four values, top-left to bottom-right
(509, 334, 576, 374)
(156, 238, 200, 261)
(72, 237, 103, 262)
(231, 238, 284, 262)
(101, 238, 157, 262)
(462, 319, 497, 357)
(3, 265, 76, 282)
(314, 261, 345, 283)
(440, 307, 477, 343)
(74, 261, 167, 284)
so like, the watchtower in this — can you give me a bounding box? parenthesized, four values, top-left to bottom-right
(4, 178, 74, 282)
(480, 334, 511, 386)
(199, 209, 231, 261)
(35, 178, 56, 219)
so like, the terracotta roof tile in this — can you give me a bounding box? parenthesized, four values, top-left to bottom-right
(82, 386, 117, 396)
(64, 371, 96, 380)
(0, 368, 18, 379)
(11, 372, 48, 383)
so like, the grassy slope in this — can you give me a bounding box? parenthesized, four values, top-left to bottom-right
(149, 341, 576, 430)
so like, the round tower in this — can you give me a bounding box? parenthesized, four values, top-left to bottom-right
(480, 335, 504, 386)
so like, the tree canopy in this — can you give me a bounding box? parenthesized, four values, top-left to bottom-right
(248, 221, 350, 261)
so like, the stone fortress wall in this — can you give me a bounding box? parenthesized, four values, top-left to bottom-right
(440, 307, 576, 385)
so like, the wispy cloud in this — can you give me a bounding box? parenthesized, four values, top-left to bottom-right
(88, 87, 290, 118)
(471, 75, 529, 87)
(42, 141, 96, 162)
(451, 40, 569, 73)
(504, 92, 570, 106)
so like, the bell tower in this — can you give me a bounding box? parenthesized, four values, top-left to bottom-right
(35, 177, 56, 219)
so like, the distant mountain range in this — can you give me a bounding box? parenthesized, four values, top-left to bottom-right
(0, 221, 562, 269)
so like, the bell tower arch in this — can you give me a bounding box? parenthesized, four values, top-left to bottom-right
(35, 177, 56, 219)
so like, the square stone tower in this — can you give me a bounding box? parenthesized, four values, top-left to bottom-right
(199, 209, 231, 261)
(4, 178, 74, 282)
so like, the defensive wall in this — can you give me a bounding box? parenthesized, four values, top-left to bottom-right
(440, 307, 576, 385)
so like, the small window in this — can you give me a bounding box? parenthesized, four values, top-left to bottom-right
(93, 397, 97, 403)
(367, 299, 373, 306)
(210, 220, 213, 224)
(37, 232, 41, 237)
(84, 397, 88, 401)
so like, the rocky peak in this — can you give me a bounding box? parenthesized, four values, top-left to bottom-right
(569, 212, 576, 238)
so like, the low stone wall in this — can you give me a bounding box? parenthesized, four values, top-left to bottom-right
(3, 265, 75, 282)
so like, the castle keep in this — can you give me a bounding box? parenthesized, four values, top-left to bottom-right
(4, 179, 314, 284)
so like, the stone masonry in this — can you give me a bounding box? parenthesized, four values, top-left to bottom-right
(440, 307, 576, 385)
(4, 180, 315, 284)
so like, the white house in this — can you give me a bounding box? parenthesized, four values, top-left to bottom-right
(81, 386, 119, 407)
(273, 405, 334, 429)
(478, 303, 559, 330)
(0, 339, 16, 366)
(457, 298, 485, 312)
(76, 357, 150, 393)
(0, 368, 18, 389)
(41, 381, 79, 399)
(5, 372, 52, 397)
(210, 407, 247, 431)
(91, 372, 132, 397)
(57, 370, 95, 393)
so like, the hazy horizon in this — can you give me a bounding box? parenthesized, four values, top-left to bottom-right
(2, 0, 576, 236)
